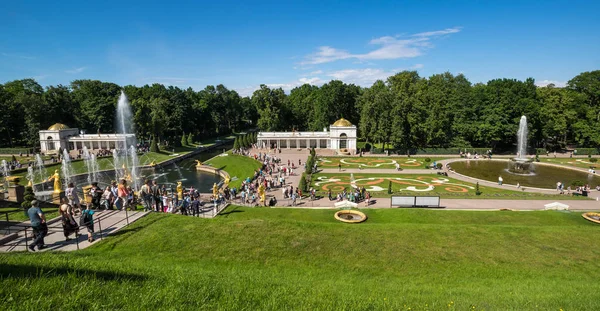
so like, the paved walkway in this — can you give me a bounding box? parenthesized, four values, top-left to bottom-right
(248, 148, 600, 211)
(0, 210, 148, 252)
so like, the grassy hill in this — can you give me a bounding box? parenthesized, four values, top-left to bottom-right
(1, 207, 599, 310)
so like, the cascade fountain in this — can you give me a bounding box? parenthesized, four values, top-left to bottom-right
(507, 116, 534, 174)
(128, 145, 140, 189)
(61, 149, 74, 186)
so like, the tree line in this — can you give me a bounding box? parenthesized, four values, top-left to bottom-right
(0, 80, 258, 148)
(0, 70, 598, 152)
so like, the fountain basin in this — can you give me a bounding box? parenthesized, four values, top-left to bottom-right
(508, 158, 535, 175)
(450, 159, 600, 189)
(334, 210, 367, 223)
(582, 212, 600, 224)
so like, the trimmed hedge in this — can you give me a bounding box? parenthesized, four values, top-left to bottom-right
(574, 148, 600, 155)
(0, 148, 32, 155)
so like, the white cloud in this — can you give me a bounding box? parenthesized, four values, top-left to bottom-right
(536, 80, 567, 88)
(310, 70, 323, 75)
(411, 63, 424, 69)
(1, 52, 36, 60)
(411, 27, 462, 38)
(301, 27, 460, 65)
(65, 67, 87, 74)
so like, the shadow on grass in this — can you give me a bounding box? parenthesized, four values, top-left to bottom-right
(220, 206, 244, 217)
(0, 263, 148, 281)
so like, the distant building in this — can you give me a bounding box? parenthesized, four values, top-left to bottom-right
(257, 118, 357, 153)
(39, 123, 135, 154)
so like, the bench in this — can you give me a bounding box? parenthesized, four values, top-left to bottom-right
(391, 196, 442, 208)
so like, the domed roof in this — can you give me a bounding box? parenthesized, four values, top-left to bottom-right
(48, 123, 69, 131)
(332, 118, 353, 127)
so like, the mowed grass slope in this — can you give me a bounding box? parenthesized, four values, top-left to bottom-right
(1, 208, 600, 310)
(205, 154, 262, 189)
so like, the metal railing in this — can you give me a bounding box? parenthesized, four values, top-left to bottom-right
(0, 200, 142, 251)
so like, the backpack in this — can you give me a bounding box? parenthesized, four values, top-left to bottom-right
(80, 210, 91, 225)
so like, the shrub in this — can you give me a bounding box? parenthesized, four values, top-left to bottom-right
(570, 180, 585, 187)
(436, 163, 443, 169)
(590, 158, 598, 163)
(181, 132, 187, 146)
(475, 182, 482, 196)
(425, 158, 431, 163)
(187, 133, 194, 145)
(364, 143, 372, 151)
(21, 186, 35, 210)
(298, 174, 307, 192)
(387, 181, 392, 194)
(150, 136, 160, 153)
(371, 148, 384, 154)
(233, 137, 240, 150)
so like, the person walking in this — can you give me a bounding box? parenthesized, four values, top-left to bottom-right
(80, 205, 95, 243)
(59, 197, 78, 241)
(140, 180, 152, 212)
(151, 180, 162, 212)
(498, 176, 503, 186)
(66, 182, 82, 215)
(116, 179, 129, 211)
(338, 163, 342, 172)
(89, 182, 103, 210)
(27, 200, 47, 251)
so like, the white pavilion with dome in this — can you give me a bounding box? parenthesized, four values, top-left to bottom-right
(257, 118, 357, 153)
(39, 123, 135, 154)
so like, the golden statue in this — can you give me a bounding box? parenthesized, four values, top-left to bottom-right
(27, 179, 33, 188)
(195, 160, 202, 168)
(176, 181, 183, 200)
(149, 161, 156, 167)
(47, 169, 62, 193)
(122, 164, 132, 182)
(224, 175, 230, 185)
(212, 183, 218, 197)
(258, 184, 266, 203)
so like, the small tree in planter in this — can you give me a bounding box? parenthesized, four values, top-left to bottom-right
(387, 180, 392, 194)
(475, 182, 482, 196)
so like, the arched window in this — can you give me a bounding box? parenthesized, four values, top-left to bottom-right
(339, 133, 348, 149)
(47, 136, 55, 150)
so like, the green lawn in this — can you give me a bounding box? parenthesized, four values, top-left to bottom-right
(541, 157, 599, 170)
(204, 153, 262, 189)
(1, 208, 600, 310)
(0, 206, 59, 222)
(318, 156, 449, 169)
(310, 172, 590, 200)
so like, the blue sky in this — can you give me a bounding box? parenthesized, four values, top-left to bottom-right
(1, 0, 599, 96)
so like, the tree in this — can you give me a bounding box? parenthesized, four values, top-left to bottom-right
(21, 186, 36, 210)
(181, 132, 187, 147)
(187, 133, 194, 145)
(252, 85, 286, 131)
(150, 136, 159, 152)
(233, 137, 240, 150)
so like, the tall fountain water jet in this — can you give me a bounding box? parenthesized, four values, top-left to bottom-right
(35, 154, 46, 190)
(26, 166, 35, 187)
(516, 115, 528, 159)
(128, 145, 140, 190)
(508, 115, 534, 175)
(1, 160, 9, 190)
(83, 146, 100, 184)
(114, 91, 139, 189)
(61, 149, 74, 186)
(113, 149, 122, 181)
